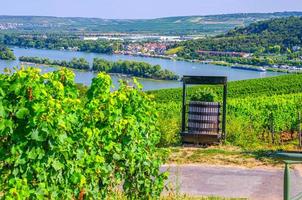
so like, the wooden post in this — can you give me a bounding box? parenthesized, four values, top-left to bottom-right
(181, 81, 186, 133)
(270, 112, 275, 144)
(222, 84, 227, 141)
(299, 112, 301, 148)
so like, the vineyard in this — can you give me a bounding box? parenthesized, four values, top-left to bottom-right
(0, 67, 167, 199)
(2, 66, 302, 198)
(151, 74, 302, 148)
(149, 74, 302, 102)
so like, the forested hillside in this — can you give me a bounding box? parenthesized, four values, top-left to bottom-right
(175, 17, 302, 58)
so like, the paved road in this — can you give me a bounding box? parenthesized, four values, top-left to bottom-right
(162, 164, 302, 200)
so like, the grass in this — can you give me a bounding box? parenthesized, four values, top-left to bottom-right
(165, 46, 184, 55)
(166, 145, 283, 168)
(0, 191, 246, 200)
(161, 195, 246, 200)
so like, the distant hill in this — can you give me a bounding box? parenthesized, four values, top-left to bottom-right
(0, 12, 302, 35)
(174, 16, 302, 57)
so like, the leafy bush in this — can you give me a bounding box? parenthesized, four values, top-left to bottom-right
(190, 88, 218, 102)
(0, 67, 167, 199)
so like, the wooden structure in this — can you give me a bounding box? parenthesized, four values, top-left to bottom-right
(181, 76, 227, 144)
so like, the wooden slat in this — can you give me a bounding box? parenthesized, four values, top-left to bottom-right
(188, 111, 220, 116)
(181, 132, 221, 144)
(188, 119, 220, 124)
(188, 103, 221, 108)
(189, 127, 220, 132)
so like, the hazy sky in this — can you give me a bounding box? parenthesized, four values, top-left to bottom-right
(0, 0, 302, 19)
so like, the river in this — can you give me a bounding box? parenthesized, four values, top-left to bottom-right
(0, 47, 283, 91)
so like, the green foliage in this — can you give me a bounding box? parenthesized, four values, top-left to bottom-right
(93, 58, 179, 80)
(148, 74, 302, 102)
(190, 88, 217, 102)
(228, 94, 302, 133)
(19, 56, 90, 70)
(3, 34, 115, 53)
(0, 45, 16, 60)
(18, 56, 179, 81)
(176, 17, 302, 54)
(156, 101, 182, 146)
(171, 17, 302, 67)
(0, 67, 167, 199)
(150, 74, 302, 148)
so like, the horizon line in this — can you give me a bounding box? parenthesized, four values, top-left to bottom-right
(0, 10, 301, 20)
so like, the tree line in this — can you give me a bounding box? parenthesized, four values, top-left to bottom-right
(19, 56, 90, 70)
(93, 58, 179, 80)
(0, 34, 119, 54)
(19, 56, 179, 80)
(172, 17, 302, 67)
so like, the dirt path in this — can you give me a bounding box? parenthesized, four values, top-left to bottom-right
(162, 164, 302, 200)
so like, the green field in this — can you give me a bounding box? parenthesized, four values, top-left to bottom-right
(150, 74, 302, 149)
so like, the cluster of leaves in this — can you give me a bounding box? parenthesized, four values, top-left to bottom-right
(19, 56, 90, 70)
(190, 88, 217, 102)
(0, 45, 16, 60)
(0, 67, 167, 199)
(93, 58, 179, 80)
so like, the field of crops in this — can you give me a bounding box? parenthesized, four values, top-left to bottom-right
(149, 74, 302, 102)
(152, 74, 302, 148)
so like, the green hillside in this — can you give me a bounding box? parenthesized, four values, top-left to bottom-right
(149, 74, 302, 102)
(175, 16, 302, 55)
(0, 12, 302, 35)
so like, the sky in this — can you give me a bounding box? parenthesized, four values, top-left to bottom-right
(0, 0, 302, 19)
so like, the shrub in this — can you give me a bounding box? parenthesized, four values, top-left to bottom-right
(190, 88, 218, 102)
(0, 67, 167, 199)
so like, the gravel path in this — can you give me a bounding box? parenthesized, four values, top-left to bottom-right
(162, 164, 302, 200)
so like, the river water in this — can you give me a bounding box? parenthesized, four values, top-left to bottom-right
(0, 47, 282, 90)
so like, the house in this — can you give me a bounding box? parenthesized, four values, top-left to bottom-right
(197, 50, 251, 58)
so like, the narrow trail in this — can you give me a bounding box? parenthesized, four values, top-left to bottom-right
(162, 164, 302, 200)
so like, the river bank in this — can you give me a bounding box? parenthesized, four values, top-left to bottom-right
(20, 61, 182, 82)
(115, 51, 302, 74)
(0, 47, 283, 90)
(13, 45, 299, 74)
